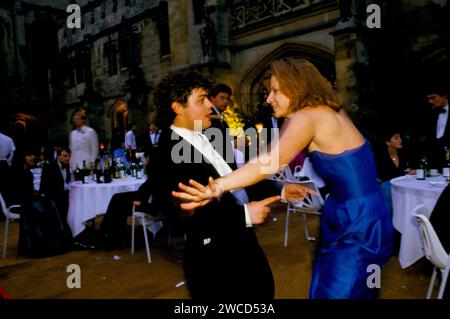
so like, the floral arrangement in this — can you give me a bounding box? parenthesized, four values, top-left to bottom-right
(222, 107, 246, 137)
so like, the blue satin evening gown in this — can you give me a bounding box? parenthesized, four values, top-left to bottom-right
(308, 139, 394, 299)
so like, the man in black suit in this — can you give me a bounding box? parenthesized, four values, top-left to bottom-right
(148, 72, 278, 299)
(423, 86, 449, 169)
(40, 147, 72, 220)
(147, 122, 162, 148)
(208, 84, 236, 165)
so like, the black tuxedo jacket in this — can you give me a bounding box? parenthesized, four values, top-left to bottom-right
(143, 129, 162, 152)
(40, 161, 69, 199)
(40, 161, 70, 216)
(425, 109, 450, 168)
(150, 128, 274, 299)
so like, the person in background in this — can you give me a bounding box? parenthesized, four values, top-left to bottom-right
(374, 130, 415, 256)
(0, 131, 16, 167)
(149, 122, 162, 148)
(8, 149, 36, 208)
(412, 85, 449, 169)
(208, 84, 235, 164)
(208, 83, 232, 127)
(40, 147, 72, 221)
(124, 122, 137, 162)
(36, 146, 50, 169)
(375, 130, 415, 208)
(69, 112, 99, 171)
(0, 131, 16, 217)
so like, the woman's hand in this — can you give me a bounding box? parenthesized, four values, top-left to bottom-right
(284, 183, 319, 202)
(172, 177, 222, 210)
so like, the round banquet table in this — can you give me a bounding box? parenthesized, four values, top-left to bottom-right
(67, 176, 146, 237)
(391, 174, 447, 268)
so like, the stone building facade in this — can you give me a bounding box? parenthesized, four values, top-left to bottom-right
(0, 0, 448, 152)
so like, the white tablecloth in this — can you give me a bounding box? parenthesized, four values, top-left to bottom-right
(67, 177, 146, 237)
(391, 175, 447, 268)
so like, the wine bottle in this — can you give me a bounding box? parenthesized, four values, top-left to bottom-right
(443, 147, 450, 181)
(74, 166, 81, 181)
(416, 157, 426, 180)
(137, 159, 144, 179)
(82, 160, 89, 184)
(94, 159, 102, 183)
(104, 159, 112, 183)
(131, 161, 137, 178)
(119, 158, 125, 178)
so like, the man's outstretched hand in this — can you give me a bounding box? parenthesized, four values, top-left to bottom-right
(247, 195, 281, 225)
(172, 177, 220, 210)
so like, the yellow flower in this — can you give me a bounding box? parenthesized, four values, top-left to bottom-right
(223, 107, 245, 137)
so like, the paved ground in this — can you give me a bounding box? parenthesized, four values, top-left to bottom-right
(0, 202, 432, 299)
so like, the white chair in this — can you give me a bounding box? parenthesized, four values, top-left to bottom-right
(284, 165, 324, 245)
(1, 192, 22, 258)
(130, 205, 164, 264)
(414, 205, 450, 299)
(267, 165, 293, 184)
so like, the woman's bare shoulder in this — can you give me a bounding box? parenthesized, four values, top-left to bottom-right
(291, 105, 337, 123)
(286, 109, 315, 127)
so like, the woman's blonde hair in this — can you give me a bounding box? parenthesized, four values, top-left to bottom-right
(269, 57, 342, 112)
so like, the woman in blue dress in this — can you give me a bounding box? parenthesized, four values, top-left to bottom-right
(172, 57, 394, 299)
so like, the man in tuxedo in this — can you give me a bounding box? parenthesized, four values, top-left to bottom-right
(423, 87, 449, 169)
(150, 72, 278, 299)
(148, 122, 162, 147)
(40, 147, 72, 220)
(208, 84, 235, 164)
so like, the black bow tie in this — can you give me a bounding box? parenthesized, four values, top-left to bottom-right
(435, 107, 447, 114)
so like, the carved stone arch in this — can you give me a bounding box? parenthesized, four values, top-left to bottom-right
(108, 100, 128, 150)
(11, 113, 43, 154)
(238, 42, 335, 112)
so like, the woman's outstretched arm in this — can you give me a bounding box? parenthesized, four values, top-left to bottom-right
(172, 111, 316, 207)
(217, 111, 315, 192)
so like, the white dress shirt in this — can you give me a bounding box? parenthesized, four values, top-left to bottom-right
(125, 130, 137, 150)
(171, 125, 253, 227)
(150, 130, 161, 145)
(57, 161, 70, 190)
(212, 105, 222, 120)
(69, 125, 99, 171)
(436, 104, 449, 139)
(0, 132, 16, 166)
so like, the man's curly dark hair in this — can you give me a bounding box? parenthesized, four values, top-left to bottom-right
(154, 72, 212, 128)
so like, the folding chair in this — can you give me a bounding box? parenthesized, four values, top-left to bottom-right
(415, 205, 450, 299)
(285, 179, 324, 245)
(130, 205, 163, 264)
(1, 192, 22, 258)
